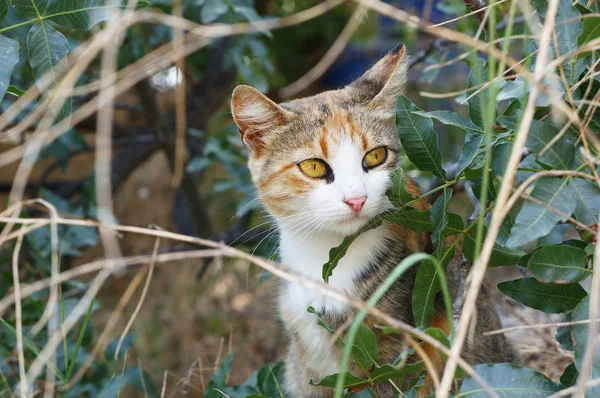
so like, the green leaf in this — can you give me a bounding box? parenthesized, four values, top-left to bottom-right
(430, 188, 452, 246)
(368, 363, 422, 384)
(579, 16, 600, 46)
(256, 361, 285, 398)
(12, 0, 48, 18)
(322, 215, 387, 283)
(556, 324, 574, 351)
(528, 245, 591, 283)
(387, 168, 416, 206)
(506, 177, 577, 249)
(27, 21, 71, 122)
(307, 306, 337, 333)
(46, 0, 142, 31)
(457, 132, 485, 175)
(412, 245, 455, 329)
(310, 373, 368, 388)
(201, 0, 228, 23)
(467, 58, 494, 129)
(388, 209, 432, 233)
(572, 178, 600, 227)
(411, 110, 483, 133)
(498, 278, 587, 313)
(560, 363, 578, 387)
(0, 35, 19, 104)
(395, 95, 446, 179)
(572, 295, 600, 397)
(498, 114, 576, 170)
(346, 324, 379, 370)
(0, 0, 7, 23)
(459, 363, 562, 397)
(462, 223, 524, 266)
(204, 353, 234, 397)
(532, 0, 582, 58)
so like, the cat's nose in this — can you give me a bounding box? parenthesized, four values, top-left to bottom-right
(344, 196, 367, 212)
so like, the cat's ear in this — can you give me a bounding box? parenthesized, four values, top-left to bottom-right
(350, 44, 408, 119)
(231, 85, 296, 150)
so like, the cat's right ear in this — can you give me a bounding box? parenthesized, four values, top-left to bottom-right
(231, 85, 296, 151)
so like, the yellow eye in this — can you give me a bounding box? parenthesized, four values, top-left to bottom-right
(363, 147, 388, 169)
(298, 159, 329, 178)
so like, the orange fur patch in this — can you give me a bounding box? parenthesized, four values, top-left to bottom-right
(419, 311, 450, 397)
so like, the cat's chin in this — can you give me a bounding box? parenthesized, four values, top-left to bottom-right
(327, 214, 373, 236)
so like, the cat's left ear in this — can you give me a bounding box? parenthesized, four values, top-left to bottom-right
(350, 44, 408, 119)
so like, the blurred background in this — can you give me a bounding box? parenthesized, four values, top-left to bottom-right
(0, 0, 552, 396)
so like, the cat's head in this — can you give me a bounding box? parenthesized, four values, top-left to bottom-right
(231, 45, 408, 236)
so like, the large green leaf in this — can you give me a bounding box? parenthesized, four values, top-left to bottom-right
(0, 34, 19, 104)
(572, 178, 600, 227)
(498, 114, 576, 170)
(411, 110, 483, 133)
(204, 353, 234, 398)
(12, 0, 48, 18)
(579, 16, 600, 46)
(532, 0, 582, 58)
(572, 295, 600, 397)
(459, 363, 562, 397)
(412, 244, 455, 329)
(467, 58, 494, 129)
(506, 177, 577, 249)
(430, 188, 452, 246)
(395, 95, 446, 179)
(346, 324, 379, 370)
(27, 21, 71, 122)
(45, 0, 143, 31)
(388, 209, 432, 233)
(498, 278, 587, 313)
(528, 245, 591, 283)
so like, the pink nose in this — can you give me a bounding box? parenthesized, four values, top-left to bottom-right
(345, 196, 367, 212)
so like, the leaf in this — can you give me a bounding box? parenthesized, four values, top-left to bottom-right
(467, 59, 494, 129)
(12, 0, 48, 18)
(310, 373, 368, 388)
(579, 16, 600, 46)
(388, 209, 432, 233)
(387, 168, 417, 206)
(412, 245, 455, 329)
(498, 278, 587, 313)
(532, 0, 582, 58)
(572, 178, 600, 227)
(0, 35, 19, 104)
(572, 295, 600, 397)
(322, 215, 387, 283)
(201, 0, 228, 23)
(556, 324, 574, 351)
(395, 95, 446, 179)
(411, 110, 483, 133)
(498, 114, 576, 170)
(528, 245, 591, 283)
(27, 21, 71, 122)
(368, 363, 422, 383)
(457, 132, 485, 175)
(506, 177, 577, 249)
(430, 188, 452, 246)
(46, 0, 145, 31)
(204, 353, 234, 397)
(0, 0, 7, 23)
(560, 363, 578, 387)
(459, 363, 562, 397)
(255, 361, 285, 398)
(346, 324, 378, 370)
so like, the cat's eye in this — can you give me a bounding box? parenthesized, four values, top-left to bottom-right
(363, 147, 388, 169)
(298, 159, 329, 179)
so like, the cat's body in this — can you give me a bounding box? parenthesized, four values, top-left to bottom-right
(232, 45, 514, 397)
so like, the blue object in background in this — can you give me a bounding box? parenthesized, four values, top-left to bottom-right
(321, 0, 451, 89)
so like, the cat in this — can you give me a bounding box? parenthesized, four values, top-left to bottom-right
(231, 45, 515, 397)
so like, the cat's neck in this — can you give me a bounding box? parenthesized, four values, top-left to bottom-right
(278, 223, 389, 311)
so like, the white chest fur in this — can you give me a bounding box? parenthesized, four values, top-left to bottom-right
(278, 225, 388, 375)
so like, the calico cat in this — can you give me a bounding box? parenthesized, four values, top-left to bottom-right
(231, 45, 514, 397)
